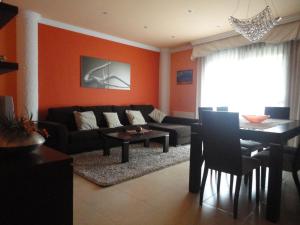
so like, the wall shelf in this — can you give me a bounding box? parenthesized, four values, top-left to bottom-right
(0, 2, 18, 75)
(0, 61, 18, 74)
(0, 2, 18, 28)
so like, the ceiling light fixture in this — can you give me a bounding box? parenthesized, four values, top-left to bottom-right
(228, 0, 281, 42)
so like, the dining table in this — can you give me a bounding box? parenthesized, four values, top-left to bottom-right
(189, 118, 300, 223)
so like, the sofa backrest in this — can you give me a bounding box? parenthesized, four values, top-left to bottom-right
(47, 106, 80, 131)
(47, 104, 155, 130)
(112, 105, 132, 126)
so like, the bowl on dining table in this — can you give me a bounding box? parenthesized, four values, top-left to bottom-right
(242, 115, 270, 123)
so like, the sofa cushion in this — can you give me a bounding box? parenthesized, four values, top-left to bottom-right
(69, 130, 101, 144)
(103, 112, 123, 128)
(80, 105, 113, 127)
(126, 110, 147, 125)
(149, 108, 166, 123)
(112, 105, 132, 125)
(73, 111, 99, 130)
(148, 122, 191, 138)
(131, 105, 154, 122)
(47, 106, 80, 131)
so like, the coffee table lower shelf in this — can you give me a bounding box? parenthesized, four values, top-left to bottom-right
(103, 130, 169, 163)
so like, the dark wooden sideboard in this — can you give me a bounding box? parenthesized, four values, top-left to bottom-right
(0, 145, 73, 225)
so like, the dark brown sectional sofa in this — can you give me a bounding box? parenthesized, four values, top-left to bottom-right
(40, 104, 198, 154)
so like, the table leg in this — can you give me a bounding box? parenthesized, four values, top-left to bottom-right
(122, 141, 129, 163)
(163, 135, 169, 153)
(144, 139, 150, 147)
(266, 144, 283, 223)
(103, 138, 110, 156)
(189, 132, 203, 193)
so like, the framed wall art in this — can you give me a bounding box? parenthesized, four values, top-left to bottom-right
(81, 56, 131, 90)
(176, 70, 193, 85)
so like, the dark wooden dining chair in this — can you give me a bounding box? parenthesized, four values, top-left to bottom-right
(215, 106, 262, 152)
(256, 106, 291, 189)
(198, 107, 213, 122)
(253, 145, 300, 197)
(200, 111, 260, 218)
(264, 107, 290, 120)
(216, 107, 263, 153)
(215, 106, 260, 185)
(202, 106, 261, 187)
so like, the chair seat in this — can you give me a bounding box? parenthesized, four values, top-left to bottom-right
(240, 140, 263, 150)
(242, 156, 260, 174)
(241, 147, 252, 156)
(253, 149, 299, 172)
(284, 146, 298, 154)
(263, 145, 298, 154)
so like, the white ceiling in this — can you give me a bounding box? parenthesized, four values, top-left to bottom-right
(7, 0, 300, 48)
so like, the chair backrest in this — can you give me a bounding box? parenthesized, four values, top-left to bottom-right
(216, 106, 228, 112)
(202, 111, 242, 175)
(293, 145, 300, 171)
(264, 107, 290, 120)
(198, 107, 213, 122)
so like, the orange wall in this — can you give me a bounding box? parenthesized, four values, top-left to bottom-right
(38, 24, 159, 119)
(170, 49, 198, 115)
(0, 18, 17, 104)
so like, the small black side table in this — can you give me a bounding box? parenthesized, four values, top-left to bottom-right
(0, 145, 73, 225)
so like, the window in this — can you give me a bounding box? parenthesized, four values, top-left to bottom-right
(200, 43, 290, 114)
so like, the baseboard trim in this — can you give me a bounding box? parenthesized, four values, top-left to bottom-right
(172, 111, 195, 119)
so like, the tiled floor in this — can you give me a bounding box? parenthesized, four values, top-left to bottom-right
(74, 161, 300, 225)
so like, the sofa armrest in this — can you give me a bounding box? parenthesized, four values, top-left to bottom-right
(162, 116, 199, 125)
(38, 121, 69, 153)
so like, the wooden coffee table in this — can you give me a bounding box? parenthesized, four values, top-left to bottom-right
(103, 130, 169, 163)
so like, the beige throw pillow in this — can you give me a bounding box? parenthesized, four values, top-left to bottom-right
(125, 110, 146, 125)
(103, 112, 123, 128)
(73, 111, 99, 130)
(149, 108, 166, 123)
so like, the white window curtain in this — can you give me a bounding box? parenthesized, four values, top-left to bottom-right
(198, 42, 290, 115)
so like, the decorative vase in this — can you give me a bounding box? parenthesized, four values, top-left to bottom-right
(136, 126, 143, 134)
(0, 132, 45, 155)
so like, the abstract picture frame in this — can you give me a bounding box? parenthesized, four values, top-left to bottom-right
(176, 70, 193, 85)
(80, 56, 131, 90)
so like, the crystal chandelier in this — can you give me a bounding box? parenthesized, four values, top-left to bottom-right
(229, 5, 281, 42)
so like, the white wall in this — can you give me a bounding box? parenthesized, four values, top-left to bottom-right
(159, 48, 170, 114)
(17, 10, 41, 120)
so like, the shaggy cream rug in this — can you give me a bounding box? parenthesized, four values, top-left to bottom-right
(72, 143, 190, 186)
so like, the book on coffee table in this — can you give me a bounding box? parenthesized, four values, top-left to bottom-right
(126, 128, 151, 135)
